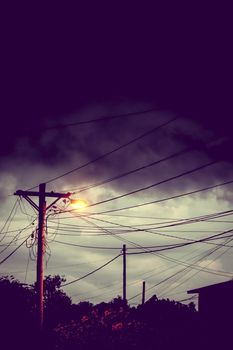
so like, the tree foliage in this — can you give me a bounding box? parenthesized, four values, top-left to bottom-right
(0, 274, 208, 350)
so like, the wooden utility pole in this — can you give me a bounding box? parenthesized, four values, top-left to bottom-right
(142, 281, 146, 304)
(123, 244, 126, 302)
(37, 183, 46, 329)
(14, 183, 71, 329)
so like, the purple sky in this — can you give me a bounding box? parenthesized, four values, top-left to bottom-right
(1, 4, 233, 306)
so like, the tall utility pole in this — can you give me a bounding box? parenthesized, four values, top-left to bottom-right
(14, 183, 71, 329)
(122, 244, 127, 302)
(37, 183, 46, 329)
(142, 281, 146, 304)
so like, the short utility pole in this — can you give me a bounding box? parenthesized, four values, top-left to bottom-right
(142, 281, 146, 304)
(122, 244, 127, 302)
(14, 183, 71, 329)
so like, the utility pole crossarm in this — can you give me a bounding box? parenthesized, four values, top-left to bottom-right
(14, 190, 72, 198)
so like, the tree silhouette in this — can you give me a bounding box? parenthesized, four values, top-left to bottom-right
(0, 275, 215, 350)
(0, 275, 36, 349)
(37, 275, 71, 328)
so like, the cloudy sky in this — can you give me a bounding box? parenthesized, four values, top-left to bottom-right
(1, 4, 233, 306)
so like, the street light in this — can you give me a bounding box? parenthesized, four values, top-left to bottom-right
(69, 198, 88, 209)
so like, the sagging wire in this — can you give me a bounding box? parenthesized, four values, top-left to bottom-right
(27, 229, 37, 261)
(0, 220, 36, 256)
(19, 198, 37, 222)
(0, 199, 20, 243)
(24, 250, 30, 283)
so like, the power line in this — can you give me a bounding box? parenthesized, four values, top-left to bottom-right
(75, 179, 233, 215)
(157, 235, 233, 298)
(0, 235, 31, 265)
(27, 116, 178, 189)
(61, 206, 233, 263)
(1, 257, 109, 275)
(71, 236, 232, 304)
(71, 247, 232, 302)
(52, 240, 122, 250)
(54, 211, 233, 236)
(86, 160, 218, 208)
(61, 253, 122, 287)
(0, 199, 19, 243)
(48, 224, 233, 252)
(79, 215, 143, 248)
(68, 137, 221, 194)
(53, 207, 233, 228)
(126, 229, 233, 255)
(159, 236, 233, 299)
(82, 214, 233, 250)
(55, 215, 233, 300)
(128, 239, 231, 302)
(69, 146, 192, 193)
(0, 222, 35, 255)
(46, 228, 227, 237)
(48, 207, 233, 235)
(68, 213, 233, 255)
(154, 243, 232, 279)
(40, 107, 160, 131)
(157, 236, 233, 296)
(62, 160, 219, 214)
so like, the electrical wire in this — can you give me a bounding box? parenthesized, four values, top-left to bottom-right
(45, 228, 228, 237)
(63, 208, 233, 266)
(40, 106, 160, 131)
(61, 253, 122, 287)
(73, 216, 233, 284)
(126, 229, 233, 255)
(47, 207, 233, 237)
(19, 199, 37, 221)
(159, 236, 233, 298)
(0, 235, 31, 265)
(64, 160, 218, 212)
(128, 230, 233, 303)
(69, 146, 192, 193)
(72, 179, 233, 215)
(83, 215, 233, 251)
(51, 228, 233, 251)
(27, 116, 178, 189)
(141, 236, 233, 302)
(79, 215, 177, 255)
(53, 205, 233, 278)
(89, 249, 227, 304)
(24, 250, 30, 283)
(128, 254, 213, 302)
(52, 240, 122, 250)
(54, 207, 233, 229)
(0, 221, 36, 255)
(0, 199, 20, 243)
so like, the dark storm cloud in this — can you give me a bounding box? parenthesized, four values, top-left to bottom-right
(1, 3, 232, 201)
(1, 104, 232, 207)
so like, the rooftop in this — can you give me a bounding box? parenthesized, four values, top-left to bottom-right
(187, 279, 233, 294)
